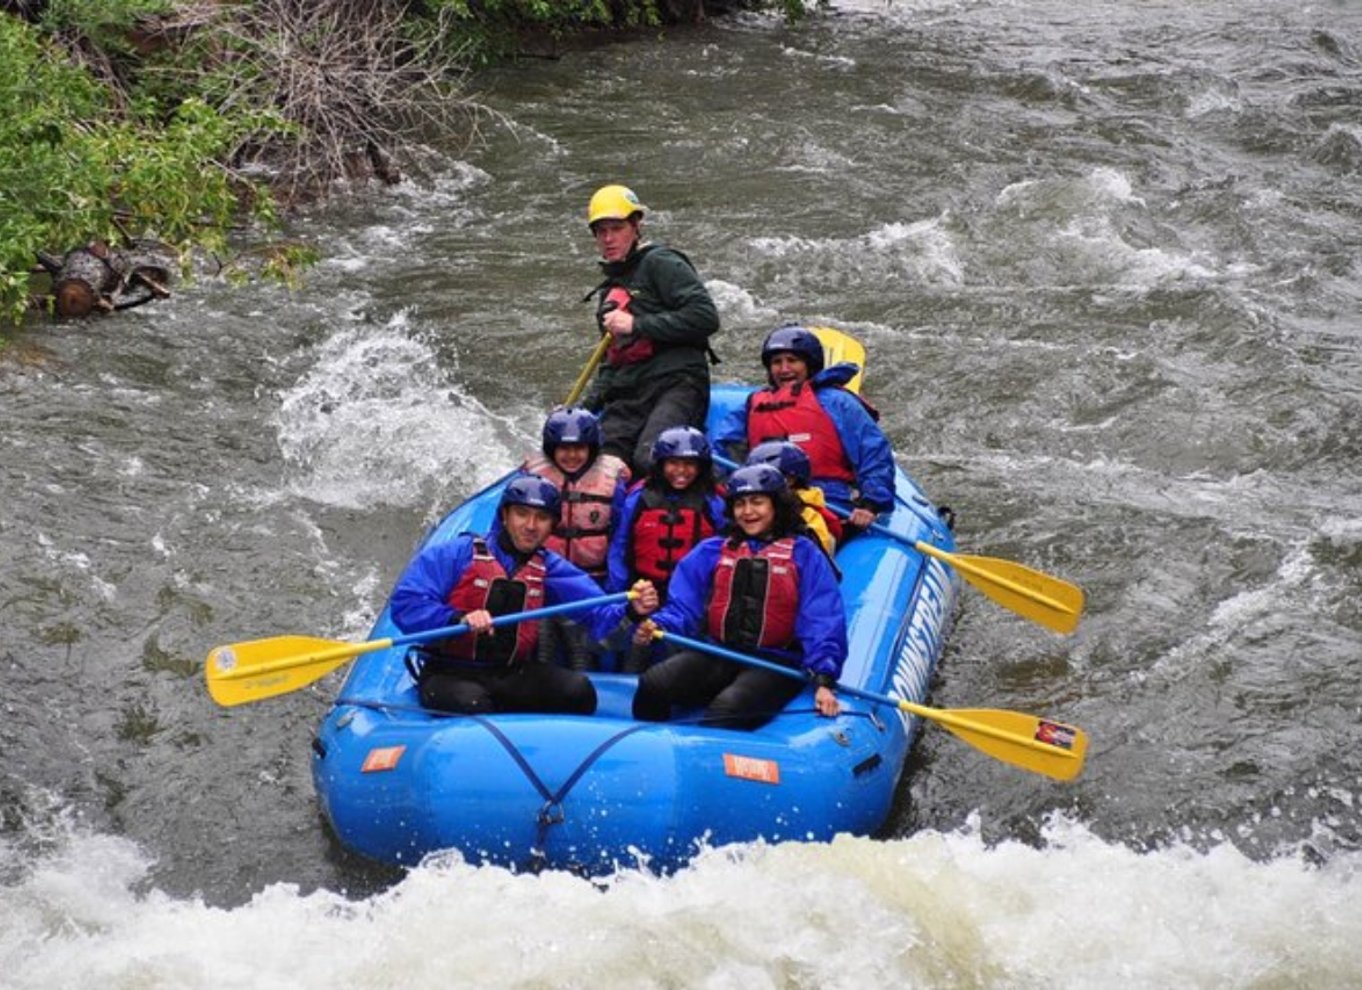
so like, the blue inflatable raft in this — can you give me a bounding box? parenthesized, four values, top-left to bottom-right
(310, 382, 959, 873)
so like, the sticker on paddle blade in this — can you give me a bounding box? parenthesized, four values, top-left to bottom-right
(361, 745, 407, 773)
(210, 647, 236, 673)
(1034, 720, 1077, 751)
(723, 753, 780, 785)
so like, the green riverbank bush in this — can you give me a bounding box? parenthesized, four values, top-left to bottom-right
(0, 0, 815, 327)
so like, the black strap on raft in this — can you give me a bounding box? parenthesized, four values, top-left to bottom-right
(470, 716, 649, 873)
(330, 693, 647, 873)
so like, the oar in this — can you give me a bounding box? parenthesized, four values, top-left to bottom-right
(809, 326, 866, 394)
(206, 592, 631, 707)
(656, 630, 1087, 782)
(564, 334, 611, 406)
(712, 452, 1083, 635)
(903, 536, 1083, 634)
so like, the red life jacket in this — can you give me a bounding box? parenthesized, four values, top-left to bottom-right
(442, 538, 546, 665)
(522, 454, 628, 579)
(705, 537, 801, 651)
(628, 485, 717, 586)
(599, 285, 656, 367)
(746, 383, 855, 483)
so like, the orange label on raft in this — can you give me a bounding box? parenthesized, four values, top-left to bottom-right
(361, 745, 407, 773)
(723, 753, 781, 785)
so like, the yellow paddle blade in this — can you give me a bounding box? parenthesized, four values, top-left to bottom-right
(915, 542, 1085, 635)
(810, 326, 866, 394)
(205, 634, 392, 707)
(899, 701, 1089, 781)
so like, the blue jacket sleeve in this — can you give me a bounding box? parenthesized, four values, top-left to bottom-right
(538, 549, 630, 642)
(713, 401, 749, 465)
(610, 477, 629, 532)
(646, 539, 723, 637)
(791, 537, 848, 681)
(542, 550, 613, 605)
(819, 387, 896, 510)
(605, 487, 641, 593)
(706, 492, 728, 531)
(390, 535, 476, 634)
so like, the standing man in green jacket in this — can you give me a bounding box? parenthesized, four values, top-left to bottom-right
(583, 184, 721, 477)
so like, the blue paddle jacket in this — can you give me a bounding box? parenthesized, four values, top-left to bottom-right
(645, 534, 847, 682)
(715, 362, 896, 513)
(391, 531, 635, 644)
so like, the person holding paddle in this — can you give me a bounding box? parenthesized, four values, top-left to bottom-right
(582, 184, 720, 477)
(390, 475, 658, 715)
(629, 463, 845, 730)
(716, 324, 894, 531)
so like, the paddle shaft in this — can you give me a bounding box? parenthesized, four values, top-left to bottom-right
(659, 628, 963, 725)
(564, 334, 611, 407)
(212, 592, 631, 682)
(658, 629, 1083, 771)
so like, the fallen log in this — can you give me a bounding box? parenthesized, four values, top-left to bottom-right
(38, 240, 177, 318)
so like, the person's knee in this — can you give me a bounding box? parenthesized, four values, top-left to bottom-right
(566, 676, 598, 715)
(631, 671, 669, 721)
(420, 678, 488, 714)
(703, 683, 774, 731)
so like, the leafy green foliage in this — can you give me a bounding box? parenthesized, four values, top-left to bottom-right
(0, 15, 277, 324)
(424, 0, 662, 65)
(39, 0, 176, 53)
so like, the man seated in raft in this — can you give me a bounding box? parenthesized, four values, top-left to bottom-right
(715, 324, 895, 532)
(390, 475, 657, 715)
(629, 464, 846, 730)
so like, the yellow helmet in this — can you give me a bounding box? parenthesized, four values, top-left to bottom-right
(587, 185, 646, 226)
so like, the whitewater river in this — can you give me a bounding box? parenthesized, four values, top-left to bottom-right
(2, 0, 1359, 985)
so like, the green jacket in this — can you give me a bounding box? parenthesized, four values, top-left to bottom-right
(585, 243, 720, 405)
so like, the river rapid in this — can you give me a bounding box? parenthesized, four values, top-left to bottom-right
(2, 0, 1360, 985)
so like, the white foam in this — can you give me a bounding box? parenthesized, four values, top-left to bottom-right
(2, 815, 1357, 989)
(273, 312, 517, 510)
(749, 215, 963, 285)
(707, 280, 781, 328)
(779, 44, 856, 70)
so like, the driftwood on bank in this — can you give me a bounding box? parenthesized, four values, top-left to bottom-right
(35, 240, 176, 318)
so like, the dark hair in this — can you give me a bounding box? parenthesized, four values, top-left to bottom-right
(723, 484, 808, 545)
(642, 433, 719, 495)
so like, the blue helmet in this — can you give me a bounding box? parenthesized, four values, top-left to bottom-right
(650, 425, 711, 465)
(746, 440, 811, 486)
(500, 474, 561, 515)
(725, 463, 789, 499)
(761, 325, 824, 377)
(542, 406, 601, 457)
